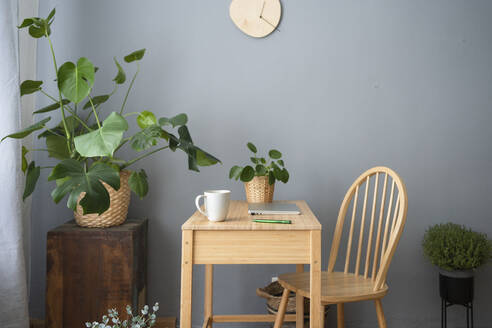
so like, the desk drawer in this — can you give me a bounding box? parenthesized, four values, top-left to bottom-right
(193, 230, 311, 264)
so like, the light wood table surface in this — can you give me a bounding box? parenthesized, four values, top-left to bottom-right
(180, 200, 323, 328)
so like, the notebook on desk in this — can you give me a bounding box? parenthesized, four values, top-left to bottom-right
(248, 202, 301, 215)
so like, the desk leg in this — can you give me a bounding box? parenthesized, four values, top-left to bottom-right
(296, 264, 304, 328)
(180, 230, 193, 328)
(310, 231, 322, 328)
(204, 264, 213, 327)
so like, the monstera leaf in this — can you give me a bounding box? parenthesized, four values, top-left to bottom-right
(74, 112, 128, 157)
(23, 161, 40, 200)
(137, 111, 157, 129)
(128, 169, 148, 199)
(131, 125, 163, 152)
(124, 49, 146, 63)
(83, 95, 109, 109)
(58, 57, 95, 103)
(113, 58, 126, 84)
(49, 160, 120, 214)
(159, 113, 188, 128)
(20, 80, 43, 96)
(45, 135, 70, 159)
(167, 126, 220, 171)
(196, 147, 221, 166)
(1, 117, 51, 141)
(33, 99, 70, 114)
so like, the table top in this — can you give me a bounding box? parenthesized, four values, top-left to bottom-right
(182, 200, 321, 231)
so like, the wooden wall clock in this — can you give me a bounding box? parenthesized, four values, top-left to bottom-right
(229, 0, 282, 38)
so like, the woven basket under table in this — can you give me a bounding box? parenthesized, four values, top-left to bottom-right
(256, 281, 309, 315)
(74, 170, 131, 228)
(244, 175, 275, 203)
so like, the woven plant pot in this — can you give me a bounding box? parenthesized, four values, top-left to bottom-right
(257, 281, 305, 314)
(257, 281, 329, 317)
(74, 170, 131, 228)
(244, 176, 274, 203)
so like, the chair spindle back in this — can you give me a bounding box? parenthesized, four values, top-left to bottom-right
(327, 167, 408, 291)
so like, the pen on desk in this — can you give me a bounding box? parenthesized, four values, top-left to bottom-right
(253, 219, 291, 224)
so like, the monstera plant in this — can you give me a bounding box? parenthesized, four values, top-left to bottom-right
(4, 8, 220, 215)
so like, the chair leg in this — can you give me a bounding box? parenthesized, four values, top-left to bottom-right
(375, 299, 387, 328)
(274, 288, 290, 328)
(337, 303, 345, 328)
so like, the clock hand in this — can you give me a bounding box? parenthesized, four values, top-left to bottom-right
(259, 16, 280, 32)
(259, 0, 266, 17)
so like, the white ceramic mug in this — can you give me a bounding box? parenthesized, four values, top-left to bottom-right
(195, 190, 231, 222)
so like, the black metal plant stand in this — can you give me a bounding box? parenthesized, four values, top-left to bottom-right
(441, 298, 473, 328)
(440, 273, 474, 328)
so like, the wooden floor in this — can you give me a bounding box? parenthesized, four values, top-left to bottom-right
(30, 317, 176, 328)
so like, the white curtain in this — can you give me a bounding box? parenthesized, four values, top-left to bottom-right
(0, 0, 30, 327)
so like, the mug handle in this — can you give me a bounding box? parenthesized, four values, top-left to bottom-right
(195, 194, 207, 216)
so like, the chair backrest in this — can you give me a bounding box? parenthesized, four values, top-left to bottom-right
(327, 167, 408, 291)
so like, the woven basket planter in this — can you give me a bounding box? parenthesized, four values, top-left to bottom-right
(74, 170, 131, 228)
(257, 281, 307, 315)
(257, 281, 329, 318)
(244, 176, 274, 203)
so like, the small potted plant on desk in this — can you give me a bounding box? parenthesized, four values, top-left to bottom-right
(229, 142, 289, 203)
(2, 9, 220, 228)
(422, 222, 492, 324)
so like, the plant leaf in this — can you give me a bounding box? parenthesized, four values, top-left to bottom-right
(2, 117, 50, 141)
(196, 147, 221, 166)
(21, 146, 29, 173)
(260, 157, 266, 164)
(229, 165, 243, 180)
(20, 80, 43, 96)
(250, 157, 259, 164)
(49, 160, 120, 214)
(268, 171, 275, 185)
(168, 133, 179, 151)
(177, 126, 198, 172)
(34, 99, 70, 114)
(45, 135, 70, 159)
(247, 142, 257, 153)
(255, 164, 267, 176)
(130, 125, 162, 152)
(74, 112, 128, 157)
(159, 113, 188, 128)
(240, 165, 255, 182)
(137, 111, 157, 129)
(277, 159, 284, 167)
(23, 161, 40, 200)
(128, 169, 148, 199)
(58, 57, 95, 103)
(27, 18, 49, 38)
(124, 49, 146, 63)
(279, 168, 289, 183)
(269, 149, 282, 159)
(18, 18, 34, 29)
(273, 164, 283, 181)
(113, 58, 126, 84)
(46, 8, 56, 23)
(83, 95, 109, 109)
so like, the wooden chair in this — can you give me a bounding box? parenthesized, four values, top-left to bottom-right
(273, 166, 408, 328)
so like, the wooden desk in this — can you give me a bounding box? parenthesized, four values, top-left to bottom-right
(180, 200, 322, 328)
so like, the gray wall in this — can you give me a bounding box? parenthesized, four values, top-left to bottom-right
(29, 1, 492, 327)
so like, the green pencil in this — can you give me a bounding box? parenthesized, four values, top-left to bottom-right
(253, 219, 291, 224)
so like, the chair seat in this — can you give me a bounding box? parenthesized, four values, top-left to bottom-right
(278, 271, 388, 304)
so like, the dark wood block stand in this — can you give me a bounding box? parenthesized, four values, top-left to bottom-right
(46, 219, 147, 328)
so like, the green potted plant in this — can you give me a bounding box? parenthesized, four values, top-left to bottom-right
(422, 223, 492, 304)
(86, 303, 159, 328)
(3, 9, 220, 227)
(229, 142, 289, 203)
